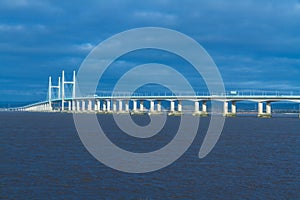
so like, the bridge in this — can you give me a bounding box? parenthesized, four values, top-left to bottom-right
(7, 70, 300, 118)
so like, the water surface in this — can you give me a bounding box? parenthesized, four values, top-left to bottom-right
(1, 112, 299, 199)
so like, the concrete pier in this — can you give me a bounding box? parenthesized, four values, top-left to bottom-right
(88, 100, 92, 111)
(102, 101, 107, 112)
(81, 100, 85, 111)
(96, 100, 101, 112)
(157, 100, 162, 112)
(131, 100, 145, 115)
(76, 100, 80, 111)
(223, 101, 237, 117)
(113, 100, 117, 112)
(194, 101, 199, 113)
(168, 100, 183, 116)
(150, 100, 154, 112)
(170, 101, 175, 112)
(193, 100, 208, 116)
(178, 100, 182, 112)
(258, 101, 272, 118)
(94, 100, 99, 111)
(125, 100, 129, 112)
(68, 101, 71, 111)
(140, 100, 144, 111)
(133, 100, 137, 111)
(106, 100, 111, 112)
(72, 100, 75, 111)
(118, 100, 123, 112)
(232, 101, 236, 114)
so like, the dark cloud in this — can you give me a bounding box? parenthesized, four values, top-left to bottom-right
(0, 0, 299, 101)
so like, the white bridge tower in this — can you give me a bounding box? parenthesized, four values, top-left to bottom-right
(61, 70, 76, 111)
(48, 75, 61, 110)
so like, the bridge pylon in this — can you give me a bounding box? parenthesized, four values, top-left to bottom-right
(48, 75, 61, 111)
(61, 70, 76, 111)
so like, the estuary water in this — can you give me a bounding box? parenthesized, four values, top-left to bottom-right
(1, 112, 299, 199)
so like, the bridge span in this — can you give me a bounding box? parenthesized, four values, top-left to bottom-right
(6, 70, 300, 118)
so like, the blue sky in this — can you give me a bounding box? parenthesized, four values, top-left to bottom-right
(0, 0, 300, 102)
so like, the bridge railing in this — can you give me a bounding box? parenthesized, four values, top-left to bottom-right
(73, 90, 300, 98)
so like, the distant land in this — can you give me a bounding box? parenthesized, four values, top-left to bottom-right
(0, 101, 36, 109)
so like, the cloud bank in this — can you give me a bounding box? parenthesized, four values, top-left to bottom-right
(0, 0, 299, 101)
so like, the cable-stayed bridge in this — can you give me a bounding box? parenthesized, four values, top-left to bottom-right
(6, 70, 300, 118)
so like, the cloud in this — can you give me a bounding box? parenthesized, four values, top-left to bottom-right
(1, 0, 29, 7)
(0, 24, 24, 31)
(0, 0, 59, 10)
(0, 0, 299, 101)
(0, 23, 47, 33)
(74, 43, 96, 52)
(133, 11, 177, 25)
(296, 2, 300, 10)
(226, 80, 300, 91)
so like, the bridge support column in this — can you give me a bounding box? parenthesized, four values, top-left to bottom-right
(102, 101, 107, 112)
(113, 100, 117, 112)
(223, 101, 228, 116)
(94, 100, 97, 111)
(132, 100, 137, 111)
(125, 100, 129, 112)
(96, 100, 101, 112)
(76, 101, 80, 111)
(68, 101, 71, 111)
(150, 100, 154, 112)
(168, 100, 182, 116)
(140, 100, 144, 112)
(81, 100, 86, 111)
(193, 101, 208, 116)
(232, 101, 236, 114)
(194, 101, 199, 112)
(157, 100, 161, 112)
(258, 102, 263, 115)
(106, 100, 111, 112)
(258, 102, 272, 118)
(202, 101, 207, 113)
(72, 100, 75, 111)
(170, 101, 175, 112)
(223, 101, 237, 117)
(87, 100, 92, 111)
(118, 100, 123, 113)
(266, 102, 271, 114)
(178, 100, 182, 112)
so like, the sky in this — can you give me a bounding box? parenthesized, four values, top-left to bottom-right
(0, 0, 300, 102)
